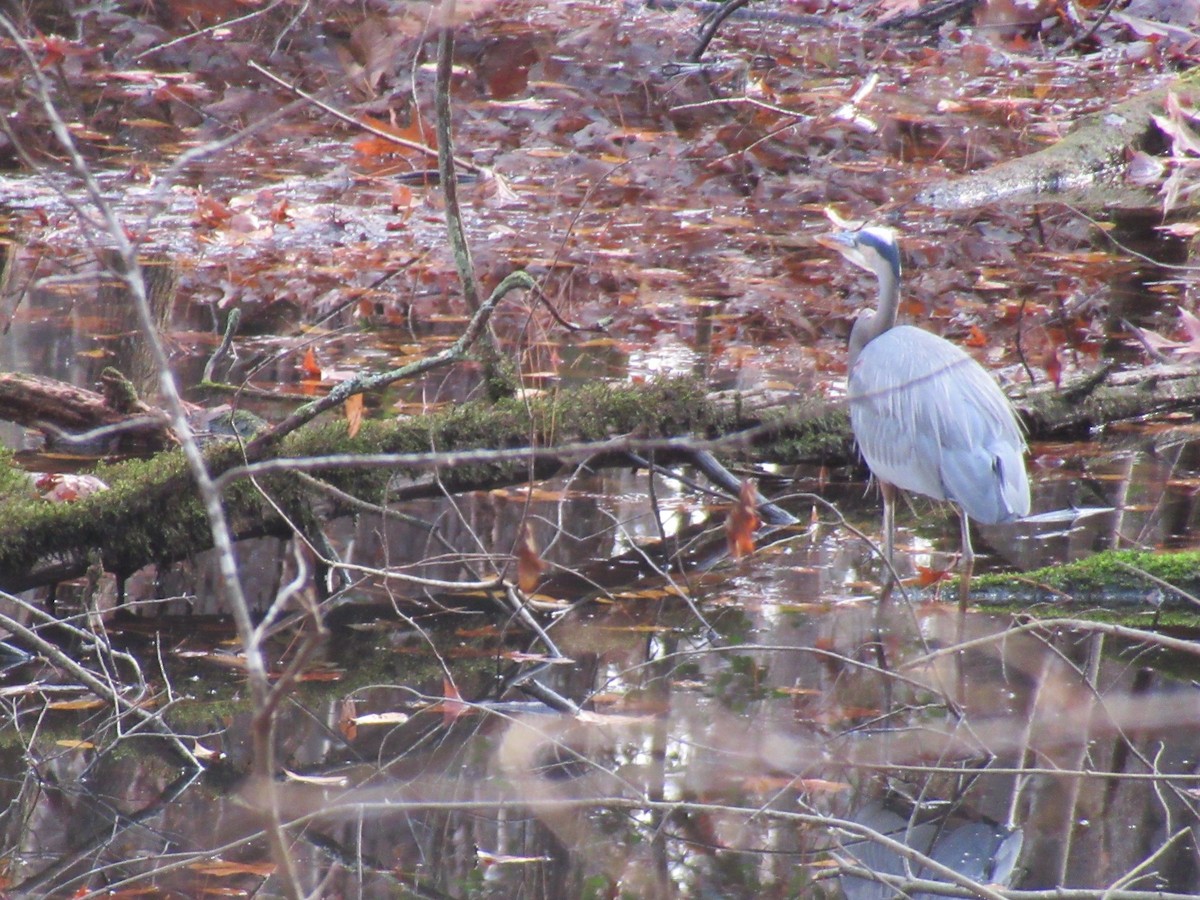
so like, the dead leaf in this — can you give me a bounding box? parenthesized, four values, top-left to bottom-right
(187, 859, 277, 877)
(515, 521, 549, 593)
(281, 769, 349, 786)
(301, 347, 322, 381)
(47, 698, 105, 711)
(1128, 308, 1200, 363)
(344, 393, 364, 438)
(437, 677, 471, 724)
(338, 697, 358, 741)
(913, 564, 953, 588)
(725, 479, 761, 559)
(352, 711, 411, 726)
(33, 473, 109, 503)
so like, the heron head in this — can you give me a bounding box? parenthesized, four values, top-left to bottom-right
(818, 226, 901, 282)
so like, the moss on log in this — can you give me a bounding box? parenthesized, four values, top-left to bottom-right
(6, 354, 1200, 593)
(0, 377, 842, 591)
(971, 548, 1200, 623)
(1013, 362, 1200, 437)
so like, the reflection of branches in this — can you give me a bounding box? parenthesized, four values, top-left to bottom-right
(906, 617, 1200, 666)
(11, 768, 201, 897)
(0, 589, 198, 764)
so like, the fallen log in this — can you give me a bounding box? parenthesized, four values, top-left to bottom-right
(916, 70, 1200, 211)
(0, 368, 176, 454)
(3, 357, 1200, 593)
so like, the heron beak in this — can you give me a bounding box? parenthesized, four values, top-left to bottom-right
(815, 232, 855, 253)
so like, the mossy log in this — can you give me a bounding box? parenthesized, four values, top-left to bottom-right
(971, 548, 1200, 621)
(0, 377, 840, 592)
(0, 370, 176, 453)
(3, 357, 1200, 592)
(916, 69, 1200, 210)
(1013, 361, 1200, 437)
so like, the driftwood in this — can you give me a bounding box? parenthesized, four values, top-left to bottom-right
(916, 71, 1200, 211)
(0, 369, 176, 453)
(3, 358, 1200, 592)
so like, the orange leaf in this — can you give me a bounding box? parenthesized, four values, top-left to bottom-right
(48, 698, 105, 711)
(391, 183, 414, 221)
(515, 521, 548, 593)
(725, 479, 761, 559)
(353, 112, 436, 158)
(914, 564, 952, 587)
(344, 393, 364, 438)
(188, 859, 277, 877)
(301, 347, 321, 380)
(966, 324, 988, 348)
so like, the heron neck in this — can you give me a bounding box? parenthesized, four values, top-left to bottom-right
(873, 267, 899, 334)
(848, 267, 900, 368)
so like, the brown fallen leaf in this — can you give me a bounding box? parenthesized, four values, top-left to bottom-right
(725, 479, 761, 559)
(515, 521, 548, 593)
(33, 473, 109, 503)
(344, 392, 364, 438)
(338, 697, 358, 741)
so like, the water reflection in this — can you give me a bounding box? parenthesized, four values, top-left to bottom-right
(2, 440, 1200, 895)
(7, 598, 1200, 897)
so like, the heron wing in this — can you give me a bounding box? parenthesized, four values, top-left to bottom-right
(848, 326, 1030, 523)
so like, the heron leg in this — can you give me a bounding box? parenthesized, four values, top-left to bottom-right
(957, 506, 975, 614)
(880, 481, 897, 602)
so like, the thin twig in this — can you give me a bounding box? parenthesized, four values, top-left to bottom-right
(247, 60, 480, 174)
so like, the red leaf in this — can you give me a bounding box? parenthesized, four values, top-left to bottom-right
(1043, 345, 1062, 389)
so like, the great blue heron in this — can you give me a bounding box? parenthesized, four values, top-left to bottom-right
(820, 225, 1030, 608)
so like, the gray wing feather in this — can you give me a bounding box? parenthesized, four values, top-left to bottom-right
(848, 326, 1030, 524)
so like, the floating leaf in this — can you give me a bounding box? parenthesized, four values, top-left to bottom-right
(437, 677, 471, 724)
(352, 711, 411, 726)
(187, 859, 276, 877)
(282, 769, 349, 786)
(338, 697, 358, 741)
(48, 698, 105, 711)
